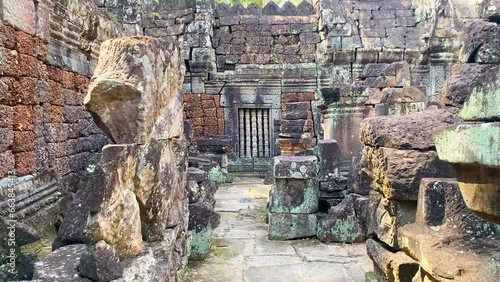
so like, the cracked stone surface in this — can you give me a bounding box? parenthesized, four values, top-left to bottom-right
(184, 177, 372, 282)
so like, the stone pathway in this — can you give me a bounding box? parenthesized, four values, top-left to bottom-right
(184, 177, 372, 282)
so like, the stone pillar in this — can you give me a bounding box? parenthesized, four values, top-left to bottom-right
(268, 156, 319, 240)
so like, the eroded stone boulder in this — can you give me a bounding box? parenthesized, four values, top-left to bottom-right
(85, 37, 184, 144)
(34, 244, 89, 281)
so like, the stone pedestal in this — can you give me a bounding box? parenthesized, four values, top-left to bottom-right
(268, 156, 319, 240)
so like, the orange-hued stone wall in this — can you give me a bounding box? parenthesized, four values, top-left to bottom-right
(0, 25, 108, 191)
(184, 93, 225, 141)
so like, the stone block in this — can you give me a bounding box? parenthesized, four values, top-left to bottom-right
(1, 0, 36, 35)
(361, 146, 455, 201)
(315, 139, 340, 182)
(366, 238, 419, 281)
(435, 122, 500, 168)
(461, 20, 500, 64)
(319, 181, 345, 192)
(188, 201, 220, 261)
(34, 244, 88, 281)
(361, 107, 457, 150)
(442, 64, 494, 107)
(268, 213, 317, 240)
(317, 194, 365, 243)
(85, 37, 184, 144)
(416, 178, 500, 234)
(78, 241, 123, 282)
(269, 178, 319, 214)
(273, 156, 318, 179)
(347, 153, 370, 195)
(366, 191, 416, 249)
(282, 102, 310, 120)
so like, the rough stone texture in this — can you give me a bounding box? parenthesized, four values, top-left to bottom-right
(347, 153, 370, 195)
(460, 20, 500, 64)
(361, 107, 458, 150)
(268, 213, 317, 240)
(269, 178, 319, 214)
(273, 156, 318, 179)
(317, 194, 366, 243)
(85, 37, 184, 144)
(441, 64, 500, 109)
(361, 146, 455, 201)
(78, 240, 123, 282)
(366, 190, 417, 249)
(415, 178, 500, 236)
(33, 244, 90, 281)
(366, 238, 419, 282)
(315, 139, 340, 182)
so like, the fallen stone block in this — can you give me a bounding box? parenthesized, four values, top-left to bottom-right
(317, 194, 365, 243)
(434, 122, 500, 223)
(78, 241, 123, 282)
(441, 64, 500, 109)
(269, 178, 319, 214)
(361, 146, 455, 201)
(34, 244, 90, 281)
(367, 191, 416, 249)
(360, 107, 457, 150)
(460, 20, 500, 64)
(268, 213, 317, 240)
(398, 224, 500, 282)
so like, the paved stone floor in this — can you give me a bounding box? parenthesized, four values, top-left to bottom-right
(184, 177, 373, 282)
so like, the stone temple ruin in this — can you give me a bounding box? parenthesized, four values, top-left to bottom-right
(0, 0, 499, 281)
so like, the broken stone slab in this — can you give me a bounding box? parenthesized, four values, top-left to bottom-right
(441, 64, 500, 109)
(269, 178, 319, 214)
(33, 244, 90, 281)
(367, 191, 417, 249)
(360, 106, 457, 150)
(460, 19, 500, 64)
(268, 213, 317, 240)
(78, 241, 123, 282)
(361, 146, 455, 201)
(317, 194, 365, 243)
(273, 155, 318, 179)
(315, 139, 340, 182)
(85, 37, 184, 144)
(398, 224, 500, 282)
(416, 178, 500, 236)
(366, 238, 419, 282)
